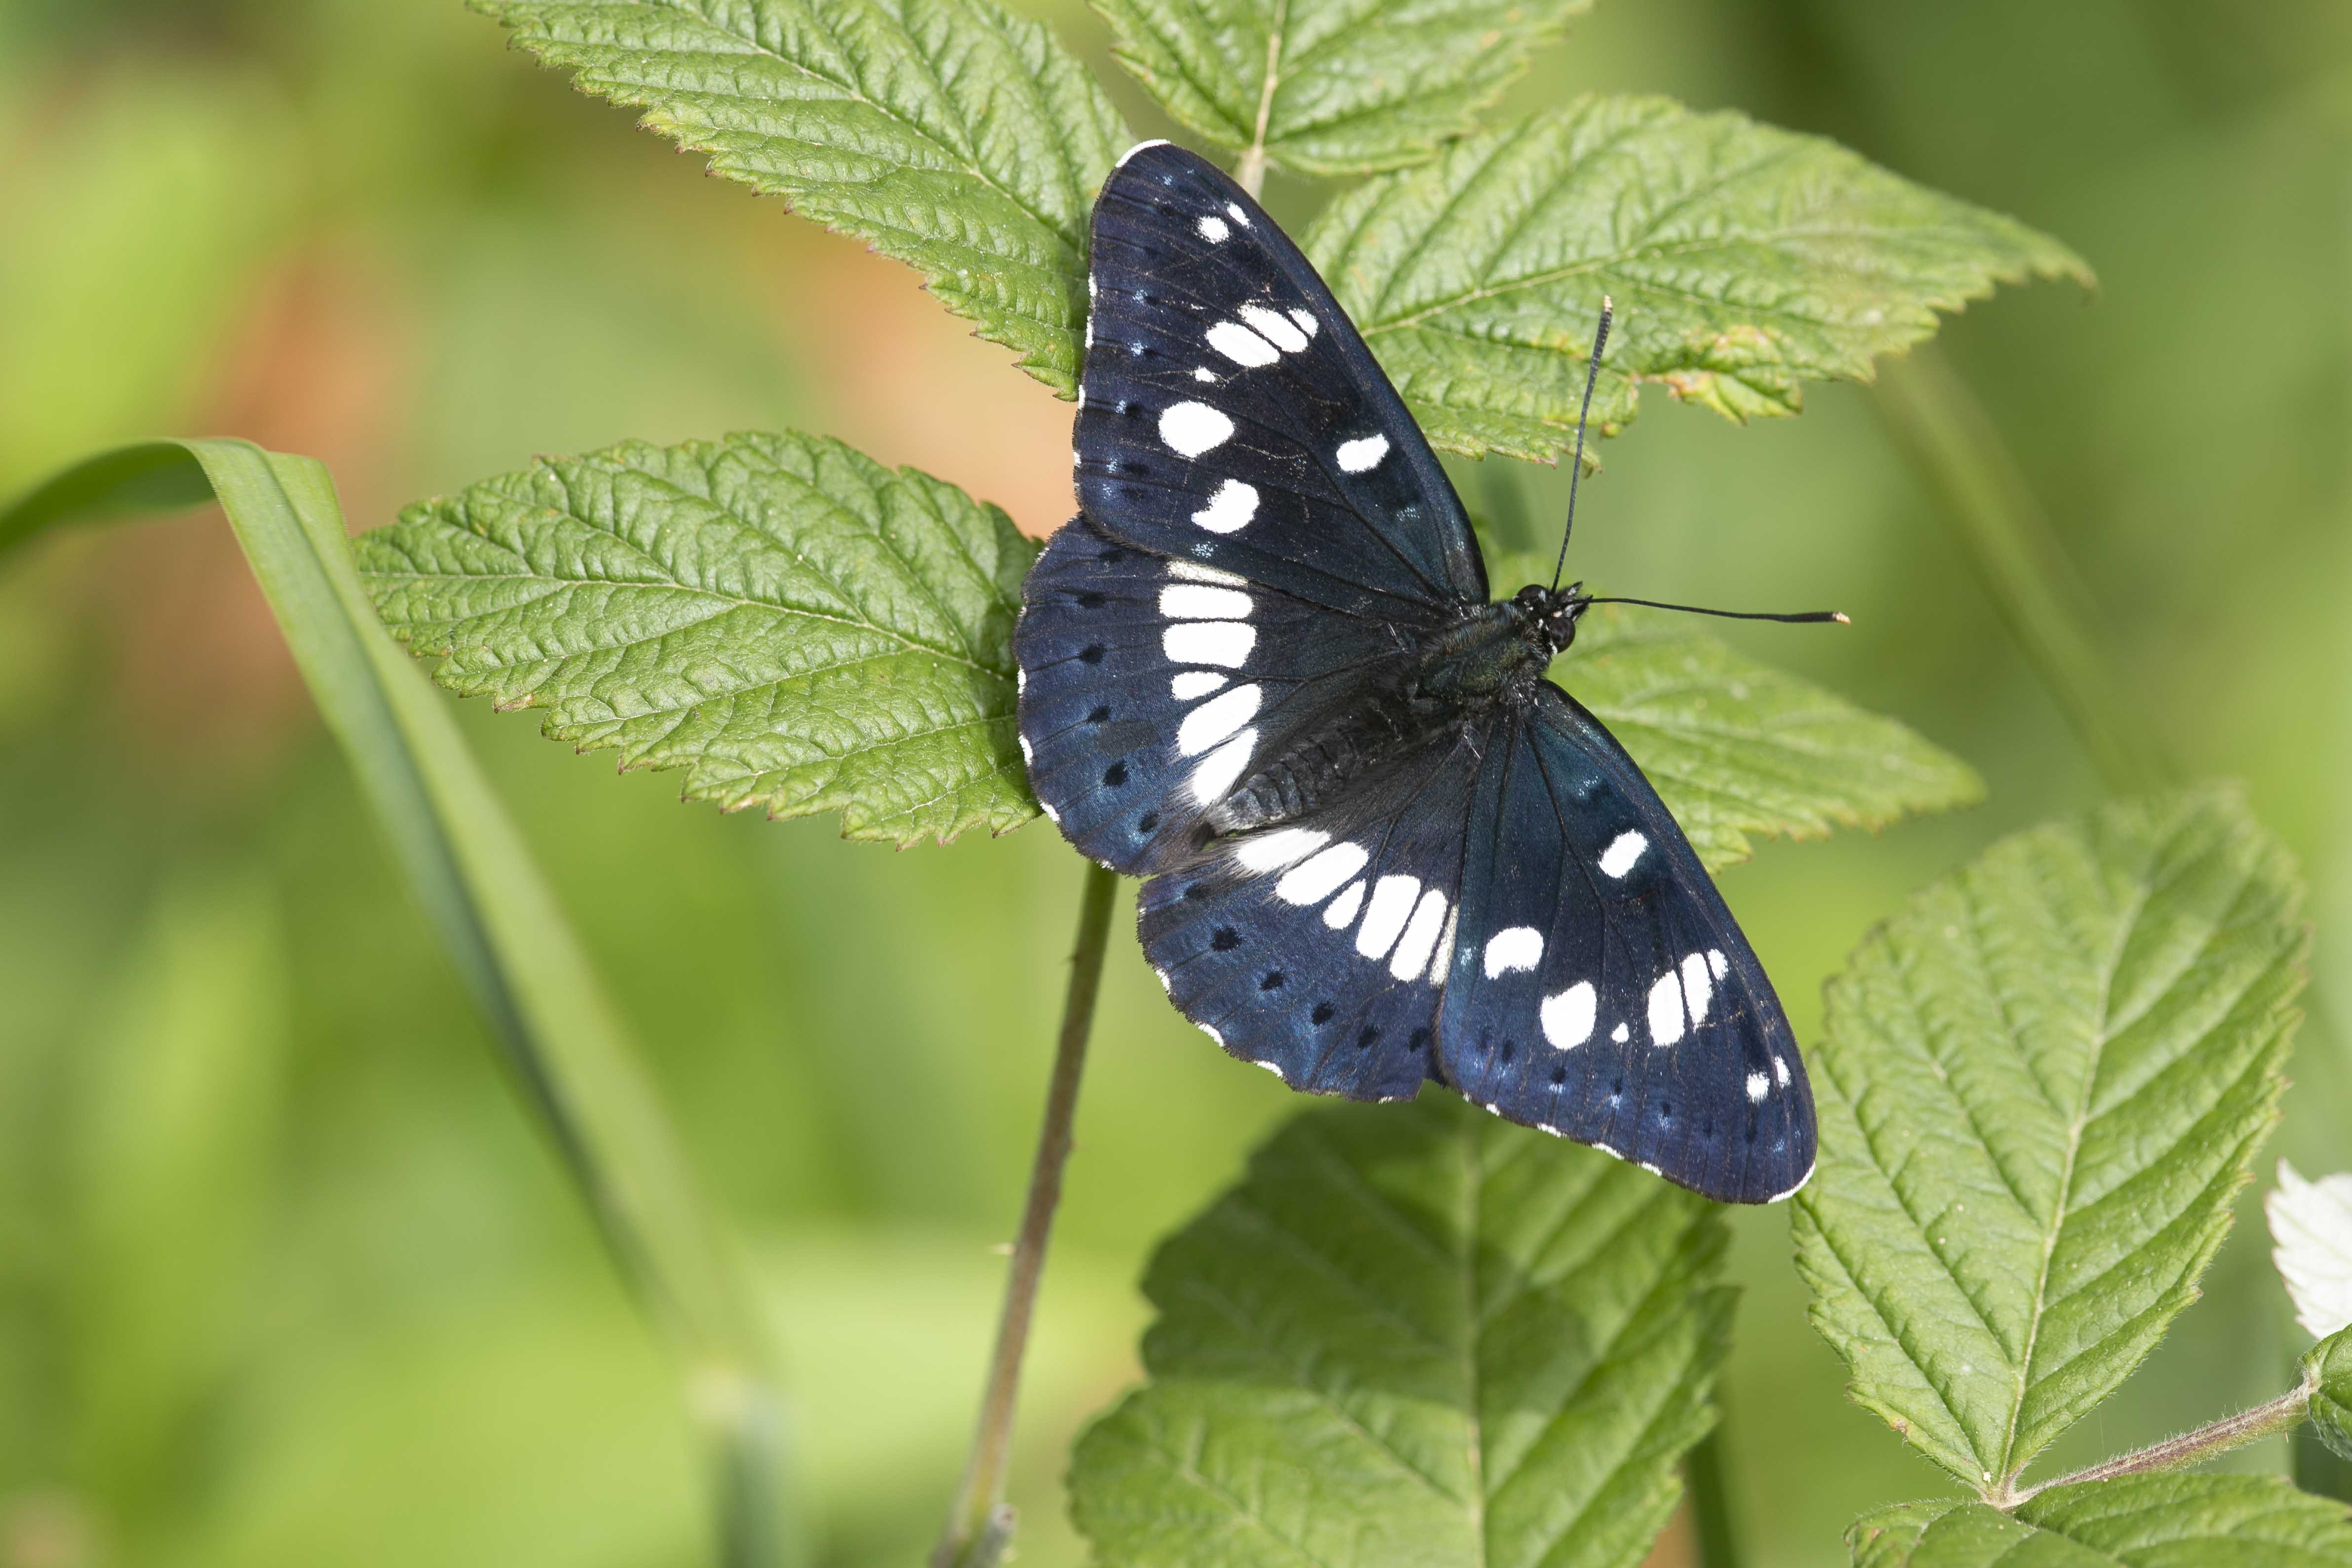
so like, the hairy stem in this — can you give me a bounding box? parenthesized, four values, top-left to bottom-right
(2007, 1374, 2316, 1504)
(1873, 347, 2175, 794)
(1233, 16, 1283, 199)
(930, 860, 1120, 1568)
(1686, 1426, 1743, 1568)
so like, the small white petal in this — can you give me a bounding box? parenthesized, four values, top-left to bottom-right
(2270, 1161, 2352, 1338)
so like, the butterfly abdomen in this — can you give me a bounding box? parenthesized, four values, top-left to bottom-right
(1207, 681, 1435, 834)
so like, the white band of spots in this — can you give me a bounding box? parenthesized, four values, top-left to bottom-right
(1191, 479, 1258, 533)
(1167, 559, 1246, 586)
(1160, 401, 1234, 457)
(1207, 320, 1279, 368)
(1388, 889, 1449, 980)
(1163, 621, 1255, 667)
(1159, 583, 1251, 619)
(1170, 670, 1227, 700)
(1599, 830, 1648, 879)
(1187, 729, 1256, 804)
(1483, 926, 1544, 977)
(1177, 682, 1262, 756)
(1541, 982, 1597, 1050)
(1277, 842, 1368, 906)
(1238, 303, 1308, 353)
(1234, 826, 1329, 873)
(1354, 875, 1420, 960)
(1322, 880, 1366, 929)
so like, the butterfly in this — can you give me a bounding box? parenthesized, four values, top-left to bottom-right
(1013, 141, 1817, 1204)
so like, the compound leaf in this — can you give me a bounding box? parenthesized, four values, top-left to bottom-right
(1068, 1095, 1731, 1568)
(1555, 602, 1982, 873)
(355, 431, 1040, 847)
(1306, 97, 2091, 462)
(1095, 0, 1592, 178)
(1795, 787, 2306, 1493)
(1847, 1475, 2352, 1567)
(474, 0, 1128, 396)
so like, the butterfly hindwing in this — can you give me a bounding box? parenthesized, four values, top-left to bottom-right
(1435, 685, 1816, 1202)
(1136, 722, 1492, 1101)
(1078, 141, 1485, 619)
(1015, 517, 1419, 875)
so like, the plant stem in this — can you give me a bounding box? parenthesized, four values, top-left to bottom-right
(2008, 1375, 2316, 1504)
(1686, 1426, 1743, 1568)
(1872, 347, 2176, 795)
(930, 860, 1120, 1568)
(1233, 15, 1283, 199)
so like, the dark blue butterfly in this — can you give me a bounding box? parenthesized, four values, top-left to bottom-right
(1014, 141, 1815, 1203)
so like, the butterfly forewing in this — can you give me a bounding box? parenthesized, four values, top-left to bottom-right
(1435, 686, 1817, 1202)
(1078, 142, 1485, 617)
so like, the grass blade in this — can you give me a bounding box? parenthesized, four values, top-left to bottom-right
(0, 439, 799, 1568)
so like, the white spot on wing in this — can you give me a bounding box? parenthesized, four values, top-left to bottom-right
(1188, 728, 1256, 804)
(1680, 952, 1714, 1026)
(1599, 830, 1648, 879)
(1197, 214, 1230, 244)
(1708, 948, 1729, 981)
(1427, 906, 1458, 985)
(1117, 139, 1172, 166)
(1194, 366, 1218, 383)
(1541, 982, 1596, 1049)
(1167, 559, 1246, 586)
(1323, 880, 1366, 929)
(1178, 682, 1262, 756)
(1159, 584, 1251, 619)
(1389, 889, 1448, 980)
(1159, 401, 1234, 457)
(1191, 479, 1259, 533)
(1278, 842, 1369, 906)
(1335, 434, 1389, 473)
(1746, 1071, 1769, 1103)
(1225, 202, 1248, 225)
(1611, 1023, 1630, 1044)
(1354, 875, 1420, 960)
(1288, 308, 1318, 338)
(1234, 827, 1328, 874)
(1207, 320, 1280, 367)
(1162, 621, 1256, 667)
(1648, 970, 1687, 1046)
(1238, 303, 1308, 353)
(1483, 927, 1544, 977)
(1257, 1059, 1286, 1079)
(1171, 670, 1227, 700)
(1041, 801, 1061, 823)
(1773, 1054, 1791, 1087)
(1018, 734, 1033, 763)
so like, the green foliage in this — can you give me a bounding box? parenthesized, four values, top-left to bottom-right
(2306, 1330, 2352, 1463)
(1067, 1096, 1730, 1568)
(1305, 97, 2091, 462)
(1094, 0, 1591, 178)
(0, 440, 795, 1564)
(1848, 1476, 2352, 1566)
(356, 432, 1039, 848)
(1554, 602, 1982, 872)
(1794, 787, 2306, 1495)
(473, 0, 1128, 397)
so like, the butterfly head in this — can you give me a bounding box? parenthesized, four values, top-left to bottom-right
(1511, 581, 1591, 658)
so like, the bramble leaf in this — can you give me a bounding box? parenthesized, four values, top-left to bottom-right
(1068, 1095, 1730, 1568)
(1306, 97, 2091, 462)
(1846, 1476, 2352, 1567)
(1795, 787, 2306, 1493)
(1094, 0, 1591, 179)
(2271, 1161, 2352, 1340)
(1556, 602, 1982, 872)
(355, 432, 1040, 847)
(473, 0, 1128, 397)
(2305, 1329, 2352, 1463)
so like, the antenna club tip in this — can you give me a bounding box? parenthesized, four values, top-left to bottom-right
(1832, 611, 1851, 625)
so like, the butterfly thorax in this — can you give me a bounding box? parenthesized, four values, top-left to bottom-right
(1204, 590, 1584, 837)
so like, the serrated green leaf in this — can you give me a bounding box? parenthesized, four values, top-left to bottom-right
(1847, 1476, 2352, 1567)
(1094, 0, 1591, 179)
(1305, 97, 2091, 463)
(1553, 602, 1982, 872)
(2305, 1329, 2352, 1463)
(1068, 1095, 1730, 1568)
(474, 0, 1128, 397)
(1794, 787, 2306, 1494)
(356, 432, 1040, 848)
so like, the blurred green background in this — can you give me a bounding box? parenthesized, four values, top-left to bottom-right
(2, 1, 2349, 1564)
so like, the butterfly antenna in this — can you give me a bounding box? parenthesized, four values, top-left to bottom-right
(1583, 595, 1849, 626)
(1549, 297, 1614, 592)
